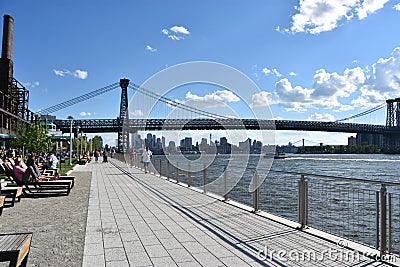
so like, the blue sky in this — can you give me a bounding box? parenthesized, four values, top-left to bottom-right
(2, 0, 400, 146)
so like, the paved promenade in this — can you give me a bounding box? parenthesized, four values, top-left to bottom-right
(81, 159, 397, 267)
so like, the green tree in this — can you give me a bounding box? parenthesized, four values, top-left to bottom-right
(92, 136, 102, 150)
(12, 121, 51, 153)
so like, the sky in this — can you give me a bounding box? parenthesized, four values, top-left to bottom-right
(2, 0, 400, 147)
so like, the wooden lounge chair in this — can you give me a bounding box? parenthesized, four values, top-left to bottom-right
(0, 187, 22, 207)
(41, 169, 75, 188)
(2, 163, 72, 197)
(0, 195, 5, 216)
(0, 232, 33, 267)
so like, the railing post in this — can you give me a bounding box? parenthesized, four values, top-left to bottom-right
(167, 161, 170, 180)
(375, 191, 380, 249)
(380, 184, 387, 256)
(253, 171, 260, 213)
(159, 159, 162, 177)
(203, 164, 206, 193)
(223, 167, 228, 201)
(176, 162, 179, 183)
(388, 192, 392, 254)
(298, 175, 308, 229)
(188, 161, 191, 187)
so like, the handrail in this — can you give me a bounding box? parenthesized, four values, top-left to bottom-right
(267, 169, 400, 187)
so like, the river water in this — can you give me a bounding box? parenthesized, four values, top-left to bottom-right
(151, 153, 400, 252)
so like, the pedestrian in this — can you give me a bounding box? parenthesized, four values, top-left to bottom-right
(130, 149, 135, 167)
(141, 147, 152, 173)
(94, 149, 99, 163)
(103, 149, 108, 163)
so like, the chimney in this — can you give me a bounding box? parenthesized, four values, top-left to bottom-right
(0, 14, 14, 93)
(1, 14, 14, 60)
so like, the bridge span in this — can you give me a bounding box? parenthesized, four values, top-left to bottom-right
(52, 118, 399, 134)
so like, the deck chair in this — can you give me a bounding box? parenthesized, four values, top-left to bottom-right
(41, 169, 75, 188)
(0, 163, 23, 206)
(2, 163, 72, 197)
(0, 232, 33, 267)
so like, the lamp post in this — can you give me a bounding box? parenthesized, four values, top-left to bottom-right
(67, 116, 74, 166)
(76, 126, 80, 159)
(84, 134, 87, 154)
(81, 132, 84, 156)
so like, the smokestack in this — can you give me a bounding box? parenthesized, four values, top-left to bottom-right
(1, 15, 14, 60)
(0, 14, 14, 94)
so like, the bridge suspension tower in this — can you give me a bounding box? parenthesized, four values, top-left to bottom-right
(117, 78, 130, 153)
(385, 98, 400, 152)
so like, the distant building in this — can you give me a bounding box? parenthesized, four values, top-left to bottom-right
(98, 136, 103, 149)
(356, 133, 383, 148)
(167, 141, 176, 153)
(348, 136, 357, 146)
(217, 137, 231, 154)
(239, 138, 251, 153)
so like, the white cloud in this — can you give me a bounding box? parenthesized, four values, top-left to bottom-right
(288, 0, 389, 34)
(146, 45, 157, 52)
(185, 90, 240, 108)
(270, 47, 400, 112)
(307, 113, 335, 121)
(394, 3, 400, 11)
(54, 69, 69, 77)
(250, 91, 273, 107)
(74, 70, 88, 80)
(356, 0, 390, 20)
(54, 69, 88, 79)
(79, 111, 92, 117)
(289, 72, 297, 76)
(352, 47, 400, 108)
(162, 25, 190, 41)
(168, 35, 183, 41)
(23, 81, 40, 88)
(170, 26, 190, 35)
(262, 67, 282, 77)
(130, 109, 144, 117)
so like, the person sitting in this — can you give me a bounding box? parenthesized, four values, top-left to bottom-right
(48, 151, 58, 169)
(13, 157, 59, 185)
(12, 158, 26, 184)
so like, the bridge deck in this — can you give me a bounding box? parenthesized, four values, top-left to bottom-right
(82, 159, 397, 267)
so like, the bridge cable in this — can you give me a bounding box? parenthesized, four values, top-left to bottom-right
(37, 82, 120, 115)
(334, 102, 386, 123)
(129, 84, 232, 120)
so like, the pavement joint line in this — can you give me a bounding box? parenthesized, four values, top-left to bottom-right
(81, 159, 397, 267)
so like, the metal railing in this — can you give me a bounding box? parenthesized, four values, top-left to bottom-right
(115, 153, 400, 256)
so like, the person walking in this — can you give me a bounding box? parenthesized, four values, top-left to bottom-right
(130, 149, 135, 167)
(141, 147, 152, 173)
(103, 149, 108, 163)
(94, 149, 99, 163)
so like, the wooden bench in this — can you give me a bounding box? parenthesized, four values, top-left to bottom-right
(0, 233, 33, 267)
(0, 195, 5, 216)
(0, 187, 23, 207)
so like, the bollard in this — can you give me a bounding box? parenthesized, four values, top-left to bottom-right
(380, 184, 387, 256)
(298, 175, 308, 229)
(253, 171, 260, 212)
(223, 167, 228, 201)
(203, 164, 206, 193)
(188, 162, 191, 187)
(176, 162, 179, 183)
